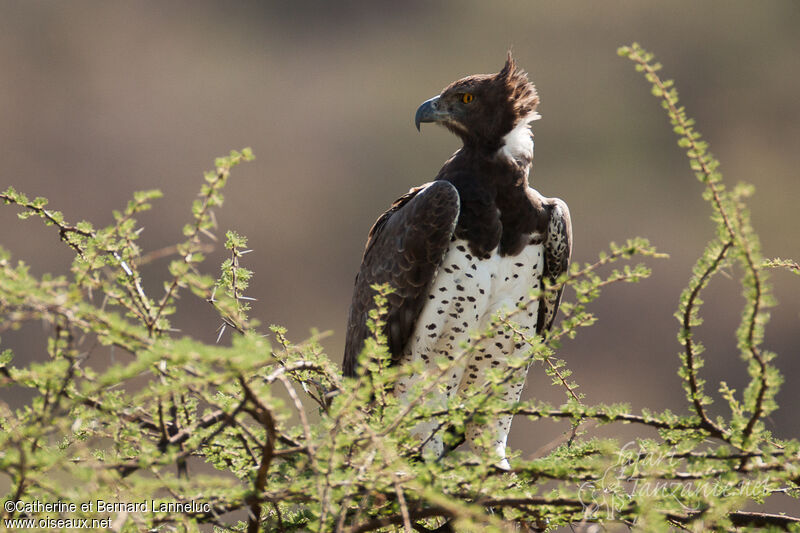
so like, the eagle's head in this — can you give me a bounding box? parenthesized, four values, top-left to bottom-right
(415, 53, 540, 151)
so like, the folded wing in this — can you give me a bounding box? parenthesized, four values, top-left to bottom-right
(343, 181, 461, 377)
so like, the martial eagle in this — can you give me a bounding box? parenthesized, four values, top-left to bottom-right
(343, 54, 572, 468)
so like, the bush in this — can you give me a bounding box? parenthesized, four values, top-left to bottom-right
(1, 44, 798, 532)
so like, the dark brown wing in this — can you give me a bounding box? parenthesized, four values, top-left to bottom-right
(536, 197, 572, 334)
(343, 181, 460, 377)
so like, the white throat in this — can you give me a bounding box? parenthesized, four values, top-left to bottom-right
(498, 112, 540, 165)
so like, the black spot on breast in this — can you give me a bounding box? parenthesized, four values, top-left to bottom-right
(478, 288, 485, 294)
(456, 284, 465, 291)
(439, 287, 447, 292)
(467, 296, 476, 302)
(456, 245, 466, 252)
(515, 262, 524, 267)
(426, 323, 436, 330)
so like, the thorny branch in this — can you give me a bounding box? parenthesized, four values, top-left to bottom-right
(239, 376, 277, 533)
(680, 240, 733, 439)
(623, 44, 775, 450)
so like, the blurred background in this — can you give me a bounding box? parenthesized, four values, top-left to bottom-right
(1, 0, 798, 469)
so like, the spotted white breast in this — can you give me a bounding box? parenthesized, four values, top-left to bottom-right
(396, 236, 544, 464)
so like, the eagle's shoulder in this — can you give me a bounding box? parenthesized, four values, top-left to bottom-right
(362, 182, 443, 256)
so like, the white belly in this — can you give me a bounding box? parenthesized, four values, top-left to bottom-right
(398, 238, 544, 395)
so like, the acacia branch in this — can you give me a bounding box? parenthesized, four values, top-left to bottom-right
(623, 44, 773, 448)
(681, 240, 732, 438)
(348, 507, 454, 533)
(669, 510, 800, 531)
(1, 190, 158, 326)
(239, 376, 277, 533)
(151, 163, 236, 333)
(350, 496, 800, 533)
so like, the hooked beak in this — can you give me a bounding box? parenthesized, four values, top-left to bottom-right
(414, 95, 449, 131)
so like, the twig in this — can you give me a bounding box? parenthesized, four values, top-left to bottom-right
(394, 482, 413, 533)
(348, 507, 454, 533)
(681, 240, 732, 439)
(239, 376, 276, 533)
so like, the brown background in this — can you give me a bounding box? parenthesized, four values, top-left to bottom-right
(1, 2, 798, 461)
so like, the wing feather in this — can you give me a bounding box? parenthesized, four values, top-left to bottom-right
(343, 181, 460, 377)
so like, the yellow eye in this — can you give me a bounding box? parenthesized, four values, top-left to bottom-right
(461, 93, 474, 104)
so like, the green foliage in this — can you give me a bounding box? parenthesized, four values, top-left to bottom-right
(0, 50, 798, 533)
